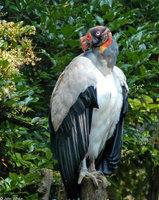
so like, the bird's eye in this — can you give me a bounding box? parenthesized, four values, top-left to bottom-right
(95, 31, 101, 36)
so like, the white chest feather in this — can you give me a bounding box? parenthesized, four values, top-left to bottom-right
(87, 70, 123, 159)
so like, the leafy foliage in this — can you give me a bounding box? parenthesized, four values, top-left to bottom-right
(0, 20, 53, 198)
(0, 0, 158, 199)
(0, 20, 40, 119)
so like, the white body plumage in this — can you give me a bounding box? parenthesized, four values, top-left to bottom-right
(88, 68, 123, 159)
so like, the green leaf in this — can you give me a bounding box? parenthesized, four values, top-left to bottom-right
(45, 149, 52, 160)
(31, 117, 40, 124)
(61, 24, 75, 39)
(139, 65, 146, 76)
(96, 16, 104, 25)
(0, 60, 10, 68)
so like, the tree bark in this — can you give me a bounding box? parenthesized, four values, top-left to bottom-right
(58, 179, 67, 200)
(147, 133, 159, 200)
(58, 175, 110, 200)
(147, 165, 159, 200)
(37, 168, 53, 200)
(80, 175, 110, 200)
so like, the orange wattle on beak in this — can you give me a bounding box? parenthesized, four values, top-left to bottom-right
(80, 33, 93, 51)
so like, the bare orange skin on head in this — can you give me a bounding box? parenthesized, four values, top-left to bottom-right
(80, 33, 93, 51)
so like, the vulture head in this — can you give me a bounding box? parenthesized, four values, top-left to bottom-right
(80, 26, 118, 68)
(80, 26, 112, 52)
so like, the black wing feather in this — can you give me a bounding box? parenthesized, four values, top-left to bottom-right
(96, 86, 128, 174)
(49, 86, 98, 199)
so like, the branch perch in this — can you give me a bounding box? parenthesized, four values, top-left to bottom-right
(37, 168, 53, 200)
(58, 175, 110, 200)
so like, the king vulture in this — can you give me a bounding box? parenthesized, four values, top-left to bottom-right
(49, 26, 128, 199)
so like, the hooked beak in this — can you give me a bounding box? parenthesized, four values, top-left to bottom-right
(80, 33, 93, 51)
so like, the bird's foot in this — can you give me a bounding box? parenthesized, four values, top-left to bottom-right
(89, 171, 111, 188)
(78, 169, 98, 186)
(78, 169, 110, 188)
(95, 172, 111, 188)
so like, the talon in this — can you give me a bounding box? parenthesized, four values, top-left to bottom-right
(87, 172, 98, 187)
(78, 169, 87, 184)
(97, 174, 111, 188)
(78, 170, 98, 187)
(78, 174, 84, 184)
